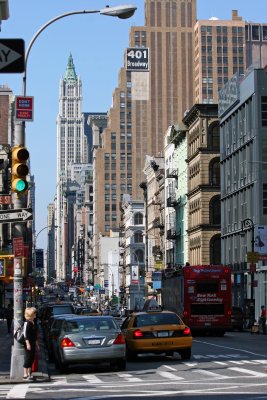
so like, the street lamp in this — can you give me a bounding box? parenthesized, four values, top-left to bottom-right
(240, 218, 256, 319)
(11, 4, 137, 380)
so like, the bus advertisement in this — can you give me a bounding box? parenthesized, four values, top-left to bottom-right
(183, 265, 232, 335)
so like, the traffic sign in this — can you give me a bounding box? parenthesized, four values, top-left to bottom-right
(15, 96, 34, 121)
(0, 208, 33, 223)
(0, 39, 25, 73)
(247, 252, 259, 263)
(0, 195, 12, 205)
(13, 237, 24, 257)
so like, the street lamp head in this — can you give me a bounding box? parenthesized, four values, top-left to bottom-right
(100, 5, 137, 19)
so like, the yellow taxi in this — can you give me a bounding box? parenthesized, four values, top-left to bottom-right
(121, 306, 192, 361)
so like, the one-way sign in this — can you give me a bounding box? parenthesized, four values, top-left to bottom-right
(0, 39, 25, 73)
(0, 208, 33, 223)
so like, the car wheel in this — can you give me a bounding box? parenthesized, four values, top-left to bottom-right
(126, 348, 137, 362)
(179, 348, 191, 360)
(166, 351, 174, 357)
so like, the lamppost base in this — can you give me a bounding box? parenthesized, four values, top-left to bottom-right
(10, 345, 24, 380)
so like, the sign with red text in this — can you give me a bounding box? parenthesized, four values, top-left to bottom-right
(15, 96, 34, 121)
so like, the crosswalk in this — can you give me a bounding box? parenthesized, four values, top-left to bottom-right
(1, 359, 267, 399)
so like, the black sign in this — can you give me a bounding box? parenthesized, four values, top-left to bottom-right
(35, 249, 44, 269)
(0, 39, 25, 73)
(126, 47, 149, 71)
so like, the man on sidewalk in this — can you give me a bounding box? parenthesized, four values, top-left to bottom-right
(260, 305, 266, 334)
(5, 304, 13, 334)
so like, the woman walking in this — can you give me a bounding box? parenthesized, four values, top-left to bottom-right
(23, 307, 39, 381)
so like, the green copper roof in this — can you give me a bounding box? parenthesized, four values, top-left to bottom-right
(64, 54, 77, 82)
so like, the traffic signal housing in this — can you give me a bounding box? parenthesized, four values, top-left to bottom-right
(11, 146, 29, 194)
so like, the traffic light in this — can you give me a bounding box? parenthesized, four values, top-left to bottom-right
(11, 146, 29, 194)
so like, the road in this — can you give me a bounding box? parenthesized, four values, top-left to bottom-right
(3, 331, 267, 400)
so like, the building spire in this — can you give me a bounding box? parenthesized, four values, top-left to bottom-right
(64, 53, 77, 82)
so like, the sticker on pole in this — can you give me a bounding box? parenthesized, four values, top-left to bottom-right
(14, 257, 22, 276)
(15, 96, 34, 121)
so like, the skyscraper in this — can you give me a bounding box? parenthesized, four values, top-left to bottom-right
(93, 0, 196, 256)
(55, 54, 87, 280)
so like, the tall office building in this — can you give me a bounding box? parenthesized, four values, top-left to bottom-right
(194, 10, 245, 104)
(55, 54, 87, 280)
(93, 0, 196, 256)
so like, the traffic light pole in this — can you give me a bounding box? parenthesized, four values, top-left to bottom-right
(10, 122, 26, 380)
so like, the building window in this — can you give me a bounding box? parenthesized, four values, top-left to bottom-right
(263, 26, 267, 41)
(134, 212, 143, 225)
(263, 184, 267, 214)
(208, 121, 220, 149)
(261, 96, 267, 127)
(252, 25, 260, 41)
(134, 249, 144, 263)
(134, 231, 143, 243)
(210, 235, 221, 265)
(209, 158, 220, 186)
(209, 196, 221, 225)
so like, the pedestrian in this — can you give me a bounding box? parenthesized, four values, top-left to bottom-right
(260, 305, 266, 334)
(23, 307, 39, 381)
(5, 303, 13, 334)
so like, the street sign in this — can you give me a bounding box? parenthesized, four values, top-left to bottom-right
(247, 252, 259, 263)
(0, 195, 12, 205)
(13, 237, 24, 257)
(0, 208, 33, 223)
(35, 249, 44, 269)
(126, 47, 149, 71)
(15, 96, 34, 121)
(0, 39, 25, 73)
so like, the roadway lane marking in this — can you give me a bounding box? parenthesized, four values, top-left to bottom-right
(82, 375, 103, 383)
(162, 365, 177, 371)
(6, 384, 29, 399)
(194, 340, 267, 358)
(228, 367, 267, 377)
(214, 361, 228, 365)
(157, 371, 184, 380)
(192, 369, 228, 378)
(117, 373, 142, 382)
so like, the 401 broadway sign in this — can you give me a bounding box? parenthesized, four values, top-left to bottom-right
(126, 48, 149, 71)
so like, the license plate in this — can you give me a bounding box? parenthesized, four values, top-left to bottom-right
(158, 331, 169, 337)
(87, 339, 101, 345)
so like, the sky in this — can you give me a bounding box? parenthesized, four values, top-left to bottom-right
(1, 0, 267, 248)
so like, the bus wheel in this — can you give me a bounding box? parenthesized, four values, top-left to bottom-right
(179, 348, 191, 360)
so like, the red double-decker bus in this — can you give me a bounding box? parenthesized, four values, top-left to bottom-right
(183, 265, 232, 335)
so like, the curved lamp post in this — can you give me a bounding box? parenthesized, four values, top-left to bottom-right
(22, 5, 137, 95)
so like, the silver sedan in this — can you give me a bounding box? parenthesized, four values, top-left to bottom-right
(53, 315, 126, 372)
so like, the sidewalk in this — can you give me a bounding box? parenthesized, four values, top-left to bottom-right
(0, 319, 50, 384)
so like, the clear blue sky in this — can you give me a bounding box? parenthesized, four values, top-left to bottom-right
(1, 0, 266, 248)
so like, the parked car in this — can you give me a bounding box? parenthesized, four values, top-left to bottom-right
(45, 314, 76, 361)
(53, 315, 126, 372)
(41, 303, 75, 335)
(231, 306, 244, 331)
(121, 309, 192, 361)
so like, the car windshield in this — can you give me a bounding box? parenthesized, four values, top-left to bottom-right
(53, 306, 74, 315)
(64, 318, 118, 333)
(135, 313, 182, 327)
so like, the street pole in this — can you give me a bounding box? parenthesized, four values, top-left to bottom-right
(10, 122, 26, 380)
(9, 3, 137, 380)
(241, 218, 255, 322)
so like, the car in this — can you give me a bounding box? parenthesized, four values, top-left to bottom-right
(45, 314, 76, 361)
(78, 308, 102, 316)
(41, 303, 75, 335)
(53, 315, 126, 372)
(121, 309, 192, 361)
(231, 306, 244, 331)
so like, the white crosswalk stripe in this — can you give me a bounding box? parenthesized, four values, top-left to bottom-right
(228, 367, 267, 377)
(157, 371, 184, 380)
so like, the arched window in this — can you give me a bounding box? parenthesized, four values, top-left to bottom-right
(134, 231, 143, 243)
(208, 121, 220, 150)
(210, 235, 221, 265)
(209, 158, 220, 186)
(133, 249, 144, 263)
(134, 212, 143, 225)
(209, 195, 221, 225)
